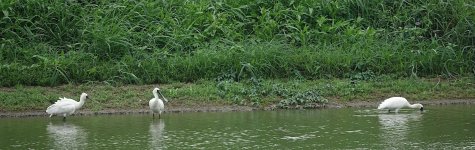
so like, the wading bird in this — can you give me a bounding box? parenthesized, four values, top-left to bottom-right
(377, 97, 423, 113)
(46, 93, 89, 121)
(149, 87, 168, 119)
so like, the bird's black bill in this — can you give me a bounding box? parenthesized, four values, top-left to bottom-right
(158, 91, 168, 102)
(420, 107, 424, 111)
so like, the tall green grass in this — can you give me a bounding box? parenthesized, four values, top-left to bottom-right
(1, 0, 474, 86)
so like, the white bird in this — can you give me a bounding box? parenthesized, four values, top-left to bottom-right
(46, 93, 89, 120)
(149, 87, 168, 119)
(377, 97, 423, 113)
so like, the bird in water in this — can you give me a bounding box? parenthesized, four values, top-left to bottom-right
(46, 93, 89, 121)
(149, 87, 168, 119)
(377, 97, 423, 113)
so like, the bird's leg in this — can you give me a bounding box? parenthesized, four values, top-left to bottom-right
(158, 113, 161, 119)
(152, 113, 155, 119)
(62, 114, 67, 121)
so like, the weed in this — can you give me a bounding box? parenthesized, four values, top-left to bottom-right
(278, 89, 328, 109)
(0, 1, 474, 86)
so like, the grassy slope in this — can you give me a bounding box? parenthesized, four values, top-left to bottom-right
(1, 1, 474, 111)
(1, 77, 474, 111)
(1, 0, 474, 86)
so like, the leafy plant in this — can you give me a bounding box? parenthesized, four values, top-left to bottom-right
(1, 0, 474, 87)
(278, 89, 328, 109)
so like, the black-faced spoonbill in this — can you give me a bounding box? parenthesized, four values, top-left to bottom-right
(377, 97, 423, 113)
(149, 87, 168, 119)
(46, 93, 89, 121)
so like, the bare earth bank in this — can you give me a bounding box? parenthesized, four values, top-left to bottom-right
(1, 99, 474, 118)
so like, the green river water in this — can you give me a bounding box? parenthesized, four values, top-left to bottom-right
(0, 105, 474, 149)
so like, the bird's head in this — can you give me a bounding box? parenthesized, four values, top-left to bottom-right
(414, 103, 423, 111)
(153, 87, 160, 93)
(80, 93, 89, 100)
(153, 87, 168, 103)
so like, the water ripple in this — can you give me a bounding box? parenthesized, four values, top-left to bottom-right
(281, 134, 315, 141)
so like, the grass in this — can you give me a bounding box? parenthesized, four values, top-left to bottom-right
(1, 41, 474, 86)
(1, 77, 474, 111)
(1, 0, 474, 86)
(1, 1, 474, 111)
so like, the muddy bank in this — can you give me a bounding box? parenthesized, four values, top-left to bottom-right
(1, 99, 475, 118)
(0, 105, 256, 118)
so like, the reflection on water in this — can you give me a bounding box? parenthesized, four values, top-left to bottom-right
(149, 120, 166, 149)
(2, 105, 475, 149)
(378, 112, 422, 148)
(47, 122, 87, 150)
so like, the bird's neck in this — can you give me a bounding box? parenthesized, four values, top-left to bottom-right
(153, 91, 159, 99)
(408, 104, 418, 108)
(77, 98, 86, 108)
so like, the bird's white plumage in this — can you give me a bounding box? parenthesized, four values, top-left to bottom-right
(46, 93, 88, 118)
(377, 97, 409, 110)
(377, 97, 423, 113)
(149, 97, 165, 114)
(149, 87, 168, 118)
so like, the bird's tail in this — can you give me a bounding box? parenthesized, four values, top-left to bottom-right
(46, 105, 54, 113)
(377, 104, 384, 109)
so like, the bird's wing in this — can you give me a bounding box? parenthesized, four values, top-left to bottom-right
(54, 97, 78, 104)
(46, 98, 77, 114)
(378, 97, 407, 109)
(377, 98, 394, 109)
(158, 100, 165, 110)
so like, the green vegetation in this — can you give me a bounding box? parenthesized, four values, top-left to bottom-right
(1, 78, 475, 111)
(1, 0, 474, 86)
(1, 1, 474, 110)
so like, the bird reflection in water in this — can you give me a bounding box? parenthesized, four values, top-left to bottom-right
(47, 122, 87, 150)
(378, 112, 422, 148)
(149, 120, 167, 149)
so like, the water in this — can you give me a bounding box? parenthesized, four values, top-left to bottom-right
(1, 105, 475, 149)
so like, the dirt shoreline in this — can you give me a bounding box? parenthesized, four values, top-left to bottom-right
(1, 99, 475, 118)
